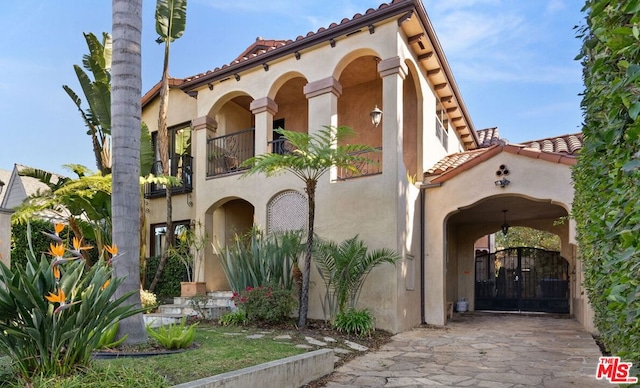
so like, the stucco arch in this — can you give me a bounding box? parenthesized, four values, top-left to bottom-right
(332, 48, 383, 81)
(443, 193, 573, 316)
(202, 196, 255, 290)
(206, 90, 255, 118)
(267, 71, 308, 101)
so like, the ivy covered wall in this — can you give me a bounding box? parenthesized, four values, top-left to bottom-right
(574, 1, 640, 364)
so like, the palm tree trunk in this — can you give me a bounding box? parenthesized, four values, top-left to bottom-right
(298, 179, 317, 328)
(111, 0, 147, 344)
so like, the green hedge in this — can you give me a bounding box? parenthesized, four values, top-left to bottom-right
(574, 1, 640, 365)
(143, 255, 188, 300)
(11, 220, 56, 270)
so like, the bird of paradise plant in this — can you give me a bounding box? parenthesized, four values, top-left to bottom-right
(0, 223, 142, 381)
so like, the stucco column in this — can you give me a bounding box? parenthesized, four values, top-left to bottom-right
(250, 97, 278, 155)
(378, 56, 406, 183)
(304, 77, 342, 180)
(424, 187, 447, 326)
(191, 115, 217, 184)
(0, 208, 12, 269)
(304, 77, 341, 135)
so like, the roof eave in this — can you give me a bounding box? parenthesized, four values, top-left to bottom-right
(179, 1, 416, 91)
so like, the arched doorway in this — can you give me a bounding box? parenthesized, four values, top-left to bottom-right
(444, 195, 572, 315)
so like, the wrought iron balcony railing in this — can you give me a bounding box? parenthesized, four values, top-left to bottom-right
(207, 128, 255, 177)
(268, 137, 297, 155)
(335, 147, 382, 181)
(144, 154, 193, 198)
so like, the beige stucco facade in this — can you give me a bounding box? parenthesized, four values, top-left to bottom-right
(141, 0, 595, 334)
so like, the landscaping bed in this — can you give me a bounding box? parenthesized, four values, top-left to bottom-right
(0, 319, 392, 387)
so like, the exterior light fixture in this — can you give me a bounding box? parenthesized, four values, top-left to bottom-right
(0, 180, 4, 195)
(501, 210, 509, 235)
(494, 177, 510, 188)
(370, 105, 383, 127)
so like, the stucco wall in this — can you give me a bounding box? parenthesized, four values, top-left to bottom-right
(142, 15, 465, 333)
(424, 152, 579, 326)
(0, 208, 12, 268)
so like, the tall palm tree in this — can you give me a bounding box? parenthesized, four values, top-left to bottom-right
(111, 0, 146, 344)
(150, 0, 188, 292)
(243, 126, 376, 328)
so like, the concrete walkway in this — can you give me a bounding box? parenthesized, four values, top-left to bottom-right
(324, 313, 610, 387)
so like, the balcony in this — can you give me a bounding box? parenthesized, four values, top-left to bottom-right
(144, 155, 193, 198)
(335, 147, 382, 181)
(207, 128, 255, 178)
(268, 137, 297, 155)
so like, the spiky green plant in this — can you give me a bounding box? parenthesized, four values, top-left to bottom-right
(315, 235, 400, 322)
(146, 318, 197, 350)
(0, 224, 141, 380)
(216, 227, 304, 292)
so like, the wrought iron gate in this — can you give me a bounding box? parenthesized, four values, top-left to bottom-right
(475, 247, 569, 313)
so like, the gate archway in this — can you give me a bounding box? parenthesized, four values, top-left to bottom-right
(475, 247, 569, 313)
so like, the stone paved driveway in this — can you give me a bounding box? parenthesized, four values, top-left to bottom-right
(323, 313, 611, 387)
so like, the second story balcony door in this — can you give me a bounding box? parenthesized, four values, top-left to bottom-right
(145, 124, 193, 198)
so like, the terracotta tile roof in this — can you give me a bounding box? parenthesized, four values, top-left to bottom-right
(521, 133, 583, 155)
(142, 1, 408, 106)
(425, 148, 492, 176)
(476, 127, 501, 148)
(180, 1, 408, 86)
(424, 133, 583, 184)
(233, 38, 290, 64)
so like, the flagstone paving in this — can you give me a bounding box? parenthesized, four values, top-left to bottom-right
(323, 313, 611, 387)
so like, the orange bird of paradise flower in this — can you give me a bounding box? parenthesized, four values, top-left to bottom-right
(68, 237, 92, 257)
(52, 266, 61, 281)
(41, 223, 65, 243)
(45, 289, 66, 304)
(48, 243, 65, 258)
(104, 244, 122, 265)
(45, 289, 80, 313)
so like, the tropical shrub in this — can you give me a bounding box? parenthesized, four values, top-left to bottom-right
(574, 1, 640, 366)
(334, 308, 375, 337)
(10, 219, 56, 270)
(232, 286, 297, 325)
(217, 227, 304, 292)
(144, 254, 186, 299)
(146, 318, 197, 350)
(0, 224, 140, 380)
(96, 322, 128, 349)
(219, 310, 247, 326)
(314, 235, 400, 322)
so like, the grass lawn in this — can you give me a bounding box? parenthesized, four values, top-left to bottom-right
(0, 324, 307, 388)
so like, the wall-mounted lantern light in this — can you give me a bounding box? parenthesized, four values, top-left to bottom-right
(370, 105, 383, 127)
(501, 210, 510, 235)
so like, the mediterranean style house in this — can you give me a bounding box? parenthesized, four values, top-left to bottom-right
(140, 0, 595, 333)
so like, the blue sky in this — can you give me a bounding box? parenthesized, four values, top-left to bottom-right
(0, 0, 584, 176)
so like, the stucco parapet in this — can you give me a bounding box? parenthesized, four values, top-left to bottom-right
(191, 116, 217, 132)
(250, 97, 278, 115)
(303, 77, 342, 99)
(378, 56, 407, 79)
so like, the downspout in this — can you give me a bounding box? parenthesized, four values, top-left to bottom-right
(418, 181, 442, 324)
